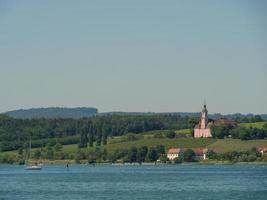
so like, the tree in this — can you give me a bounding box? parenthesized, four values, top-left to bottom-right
(206, 150, 217, 160)
(159, 155, 169, 163)
(102, 132, 107, 145)
(88, 128, 94, 147)
(183, 149, 196, 162)
(101, 124, 108, 145)
(33, 149, 41, 159)
(155, 145, 165, 155)
(188, 117, 198, 128)
(54, 142, 62, 152)
(173, 157, 182, 164)
(79, 128, 88, 148)
(45, 143, 54, 160)
(164, 131, 176, 139)
(96, 128, 102, 146)
(136, 146, 148, 163)
(147, 147, 158, 162)
(18, 147, 24, 156)
(153, 132, 163, 138)
(127, 147, 137, 163)
(211, 125, 231, 139)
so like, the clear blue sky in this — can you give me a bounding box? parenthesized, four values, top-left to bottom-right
(0, 0, 266, 114)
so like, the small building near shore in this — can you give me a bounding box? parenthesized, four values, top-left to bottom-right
(167, 147, 208, 161)
(193, 148, 208, 160)
(256, 147, 267, 155)
(167, 148, 182, 161)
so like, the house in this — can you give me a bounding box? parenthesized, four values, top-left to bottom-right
(167, 148, 208, 161)
(192, 148, 208, 160)
(167, 148, 182, 161)
(256, 147, 267, 155)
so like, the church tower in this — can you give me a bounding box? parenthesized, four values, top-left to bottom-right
(200, 104, 208, 129)
(194, 103, 212, 138)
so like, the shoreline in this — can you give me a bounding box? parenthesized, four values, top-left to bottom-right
(1, 159, 266, 166)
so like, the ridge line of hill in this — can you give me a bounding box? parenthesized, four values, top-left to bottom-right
(1, 107, 267, 120)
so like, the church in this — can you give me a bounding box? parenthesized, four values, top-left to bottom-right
(194, 103, 237, 138)
(194, 104, 213, 138)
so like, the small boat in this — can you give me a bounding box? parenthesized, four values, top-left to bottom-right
(25, 165, 42, 170)
(24, 138, 42, 170)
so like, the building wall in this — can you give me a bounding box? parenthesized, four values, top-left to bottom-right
(194, 128, 212, 138)
(167, 153, 179, 160)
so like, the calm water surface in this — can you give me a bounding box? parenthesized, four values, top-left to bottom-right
(0, 164, 267, 200)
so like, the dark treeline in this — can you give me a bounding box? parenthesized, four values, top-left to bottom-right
(0, 114, 198, 152)
(211, 123, 267, 140)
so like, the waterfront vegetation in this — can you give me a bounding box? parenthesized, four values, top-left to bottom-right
(1, 135, 267, 164)
(0, 114, 267, 164)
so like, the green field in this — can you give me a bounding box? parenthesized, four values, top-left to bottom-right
(55, 137, 216, 154)
(208, 139, 267, 153)
(50, 136, 267, 155)
(239, 122, 266, 129)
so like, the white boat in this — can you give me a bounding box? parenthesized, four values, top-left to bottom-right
(24, 138, 42, 170)
(25, 165, 42, 170)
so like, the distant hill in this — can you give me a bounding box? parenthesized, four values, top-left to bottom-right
(3, 107, 98, 119)
(2, 108, 267, 120)
(101, 112, 267, 120)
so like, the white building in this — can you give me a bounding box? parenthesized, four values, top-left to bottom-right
(167, 148, 208, 161)
(167, 148, 182, 161)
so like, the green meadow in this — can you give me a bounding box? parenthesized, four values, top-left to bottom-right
(239, 122, 266, 129)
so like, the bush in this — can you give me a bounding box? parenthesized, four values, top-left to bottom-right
(173, 157, 182, 164)
(164, 131, 176, 139)
(206, 150, 217, 160)
(238, 154, 248, 162)
(153, 132, 164, 138)
(183, 149, 196, 162)
(159, 155, 169, 163)
(247, 155, 257, 162)
(121, 133, 143, 142)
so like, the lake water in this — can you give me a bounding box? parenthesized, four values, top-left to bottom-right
(0, 164, 267, 200)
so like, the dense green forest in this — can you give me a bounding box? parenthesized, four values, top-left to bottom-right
(0, 114, 198, 152)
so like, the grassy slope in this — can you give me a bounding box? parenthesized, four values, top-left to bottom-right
(59, 138, 216, 154)
(3, 138, 267, 157)
(208, 139, 267, 153)
(63, 138, 267, 154)
(239, 122, 266, 129)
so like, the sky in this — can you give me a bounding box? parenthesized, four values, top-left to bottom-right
(0, 0, 266, 114)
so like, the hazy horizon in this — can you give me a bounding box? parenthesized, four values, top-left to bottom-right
(2, 106, 267, 116)
(0, 0, 266, 114)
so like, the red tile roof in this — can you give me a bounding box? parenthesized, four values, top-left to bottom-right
(192, 148, 208, 155)
(167, 148, 181, 154)
(167, 148, 208, 155)
(257, 147, 267, 153)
